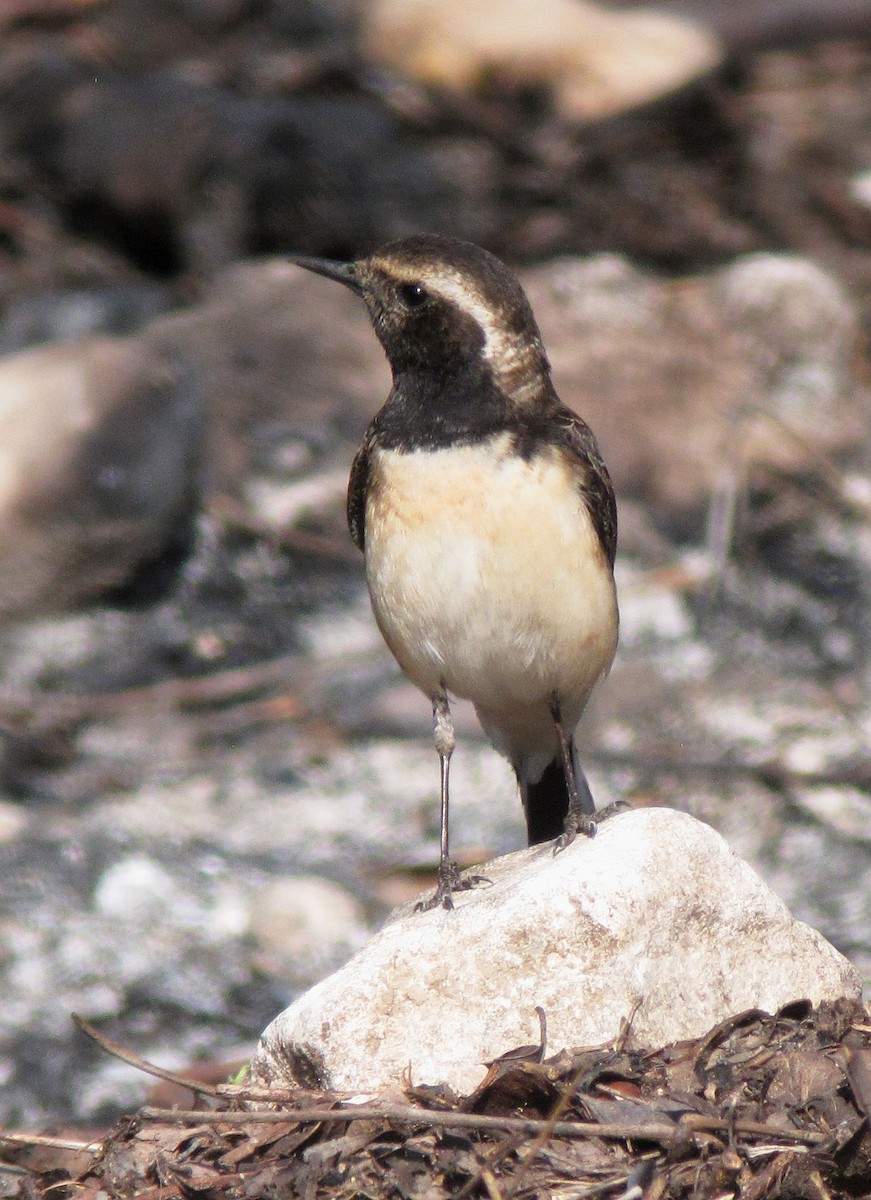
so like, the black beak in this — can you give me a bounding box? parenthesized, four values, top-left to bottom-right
(288, 255, 364, 295)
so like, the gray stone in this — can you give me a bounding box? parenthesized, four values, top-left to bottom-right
(250, 808, 861, 1096)
(524, 252, 868, 518)
(0, 334, 202, 621)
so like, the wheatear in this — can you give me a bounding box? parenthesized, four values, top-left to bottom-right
(290, 235, 618, 909)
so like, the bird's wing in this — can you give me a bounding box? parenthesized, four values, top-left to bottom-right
(346, 433, 372, 553)
(557, 409, 618, 569)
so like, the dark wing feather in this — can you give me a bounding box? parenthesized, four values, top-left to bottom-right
(556, 408, 617, 568)
(346, 432, 373, 552)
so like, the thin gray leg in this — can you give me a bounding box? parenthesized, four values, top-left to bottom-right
(415, 694, 489, 912)
(416, 694, 458, 911)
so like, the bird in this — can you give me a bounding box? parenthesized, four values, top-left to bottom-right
(289, 234, 618, 910)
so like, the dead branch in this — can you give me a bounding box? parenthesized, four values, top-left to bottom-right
(0, 1131, 101, 1154)
(137, 1103, 827, 1148)
(73, 1015, 222, 1098)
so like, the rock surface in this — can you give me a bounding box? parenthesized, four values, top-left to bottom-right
(525, 253, 867, 517)
(250, 808, 861, 1096)
(0, 335, 202, 620)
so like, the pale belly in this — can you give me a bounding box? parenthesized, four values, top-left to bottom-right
(363, 439, 618, 755)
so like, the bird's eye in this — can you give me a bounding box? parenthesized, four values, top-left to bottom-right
(398, 282, 429, 309)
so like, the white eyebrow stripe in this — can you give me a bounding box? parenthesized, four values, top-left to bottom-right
(420, 272, 498, 342)
(420, 272, 545, 404)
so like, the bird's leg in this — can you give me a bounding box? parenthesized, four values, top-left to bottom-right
(550, 697, 596, 852)
(415, 693, 490, 912)
(416, 694, 460, 911)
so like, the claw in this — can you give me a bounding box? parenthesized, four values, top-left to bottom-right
(414, 863, 491, 912)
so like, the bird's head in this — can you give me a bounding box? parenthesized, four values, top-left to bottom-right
(289, 234, 551, 405)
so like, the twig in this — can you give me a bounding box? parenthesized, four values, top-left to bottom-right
(72, 1015, 222, 1098)
(137, 1104, 827, 1148)
(139, 1103, 679, 1144)
(0, 1131, 101, 1153)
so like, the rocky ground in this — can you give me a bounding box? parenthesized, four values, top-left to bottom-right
(0, 0, 870, 1162)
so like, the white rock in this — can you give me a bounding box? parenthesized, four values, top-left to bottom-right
(93, 856, 186, 922)
(361, 0, 721, 124)
(250, 809, 860, 1096)
(249, 876, 368, 969)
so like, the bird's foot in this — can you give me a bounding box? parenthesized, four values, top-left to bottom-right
(594, 799, 631, 823)
(553, 799, 630, 855)
(414, 861, 490, 912)
(553, 809, 596, 855)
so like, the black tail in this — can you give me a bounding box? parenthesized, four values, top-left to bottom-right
(520, 741, 596, 845)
